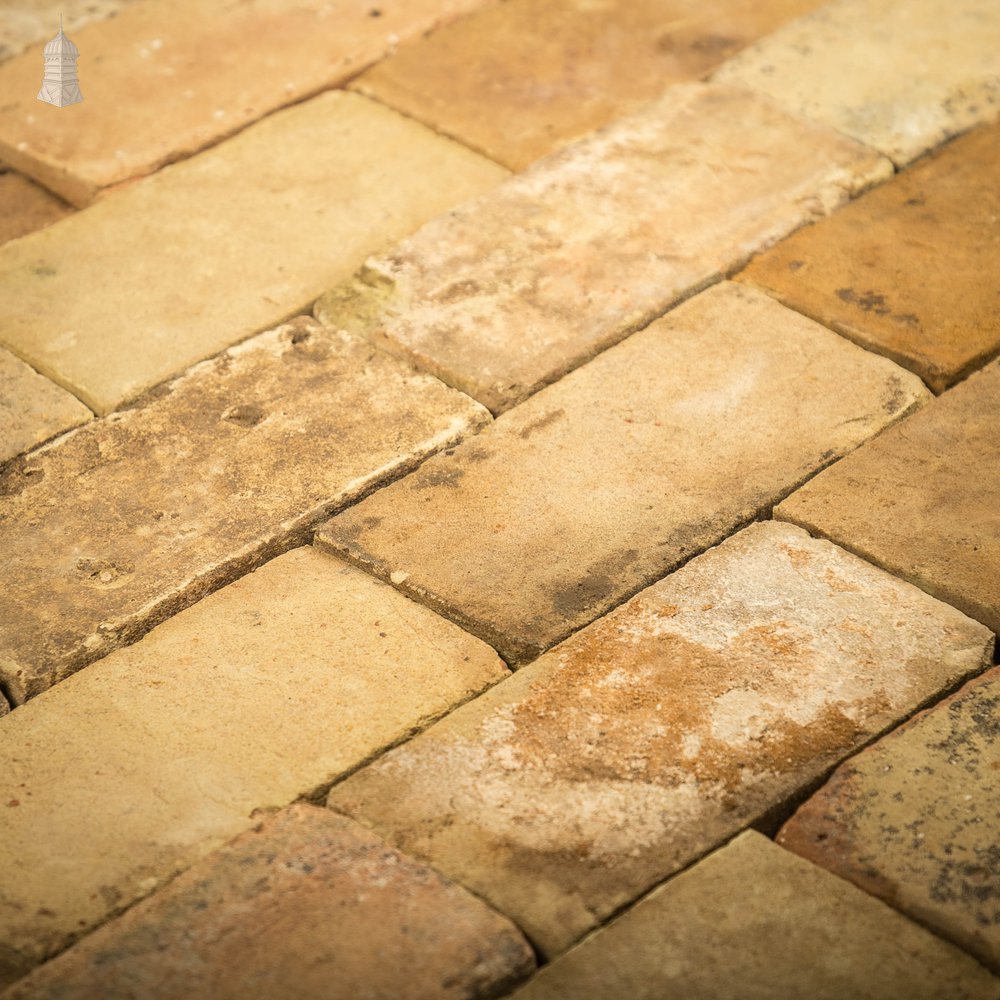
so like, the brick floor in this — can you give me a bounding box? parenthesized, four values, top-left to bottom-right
(1, 0, 999, 995)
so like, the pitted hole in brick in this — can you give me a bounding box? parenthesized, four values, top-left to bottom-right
(0, 457, 45, 498)
(75, 557, 135, 589)
(289, 327, 311, 345)
(221, 403, 265, 428)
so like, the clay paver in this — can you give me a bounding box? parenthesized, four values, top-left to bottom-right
(739, 123, 1000, 393)
(776, 359, 1000, 635)
(315, 82, 891, 414)
(0, 0, 491, 205)
(713, 0, 1000, 166)
(351, 0, 821, 171)
(316, 281, 928, 666)
(0, 346, 91, 464)
(0, 316, 490, 703)
(510, 831, 1000, 1000)
(0, 0, 136, 64)
(779, 667, 1000, 974)
(0, 171, 73, 245)
(0, 90, 507, 415)
(2, 805, 534, 1000)
(326, 520, 993, 957)
(0, 547, 508, 986)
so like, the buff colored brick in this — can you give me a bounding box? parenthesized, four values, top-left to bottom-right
(326, 521, 992, 957)
(0, 548, 508, 987)
(740, 123, 1000, 393)
(351, 0, 821, 170)
(779, 667, 1000, 973)
(317, 282, 928, 666)
(0, 347, 91, 464)
(0, 0, 136, 63)
(0, 0, 492, 204)
(0, 90, 507, 414)
(0, 316, 489, 703)
(776, 360, 1000, 634)
(3, 805, 534, 1000)
(713, 0, 1000, 166)
(511, 832, 1000, 1000)
(0, 172, 72, 245)
(315, 83, 891, 414)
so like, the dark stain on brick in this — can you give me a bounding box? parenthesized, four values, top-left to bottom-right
(518, 409, 566, 440)
(836, 287, 892, 316)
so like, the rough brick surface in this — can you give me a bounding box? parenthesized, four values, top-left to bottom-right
(779, 667, 1000, 974)
(0, 90, 506, 414)
(326, 521, 992, 957)
(740, 123, 1000, 393)
(3, 805, 534, 1000)
(316, 83, 891, 414)
(0, 317, 489, 703)
(317, 282, 928, 666)
(0, 347, 91, 464)
(0, 0, 492, 204)
(352, 0, 821, 170)
(0, 172, 72, 245)
(0, 0, 135, 63)
(776, 360, 1000, 634)
(511, 831, 1000, 1000)
(713, 0, 1000, 166)
(0, 548, 507, 985)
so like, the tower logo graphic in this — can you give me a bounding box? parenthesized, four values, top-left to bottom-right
(37, 16, 83, 107)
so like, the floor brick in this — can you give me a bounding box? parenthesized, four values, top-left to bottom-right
(3, 805, 534, 1000)
(0, 0, 136, 64)
(0, 316, 489, 703)
(0, 347, 91, 464)
(0, 171, 72, 245)
(0, 548, 507, 986)
(351, 0, 821, 171)
(510, 831, 1000, 1000)
(779, 667, 1000, 974)
(776, 359, 1000, 635)
(0, 0, 491, 204)
(326, 520, 992, 957)
(0, 90, 506, 415)
(739, 123, 1000, 393)
(316, 282, 927, 667)
(315, 83, 891, 414)
(713, 0, 1000, 166)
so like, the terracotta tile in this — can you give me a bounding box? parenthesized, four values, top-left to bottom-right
(779, 667, 1000, 975)
(0, 346, 91, 464)
(740, 123, 1000, 393)
(352, 0, 822, 170)
(316, 83, 890, 415)
(317, 282, 927, 666)
(0, 316, 489, 703)
(0, 549, 507, 985)
(0, 90, 506, 415)
(776, 359, 1000, 634)
(0, 171, 73, 245)
(326, 520, 992, 956)
(512, 832, 999, 1000)
(714, 0, 1000, 166)
(0, 0, 492, 204)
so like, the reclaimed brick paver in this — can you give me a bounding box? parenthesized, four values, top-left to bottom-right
(0, 90, 506, 415)
(0, 171, 72, 245)
(351, 0, 821, 171)
(739, 123, 1000, 393)
(317, 282, 927, 666)
(0, 547, 508, 985)
(3, 805, 534, 1000)
(326, 520, 993, 956)
(0, 316, 489, 703)
(0, 347, 91, 465)
(0, 0, 492, 205)
(315, 83, 891, 414)
(779, 667, 1000, 974)
(0, 0, 136, 64)
(511, 831, 1000, 1000)
(776, 359, 1000, 634)
(713, 0, 1000, 166)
